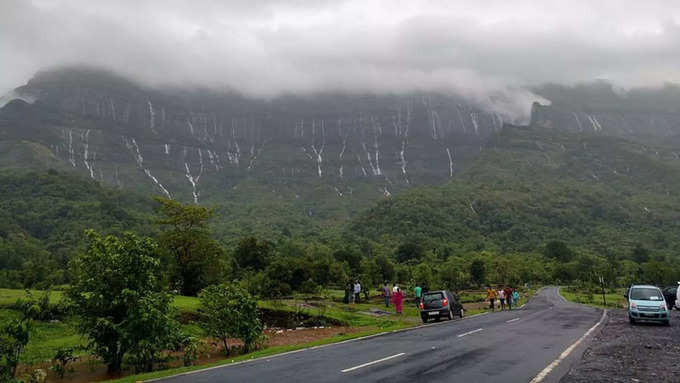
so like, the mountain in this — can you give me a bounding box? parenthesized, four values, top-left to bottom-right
(0, 67, 506, 239)
(2, 67, 680, 251)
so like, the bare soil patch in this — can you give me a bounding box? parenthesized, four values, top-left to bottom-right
(561, 309, 680, 383)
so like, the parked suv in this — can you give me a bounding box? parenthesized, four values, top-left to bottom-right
(661, 285, 678, 310)
(418, 290, 464, 323)
(625, 285, 670, 326)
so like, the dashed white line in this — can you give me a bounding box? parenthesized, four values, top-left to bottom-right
(457, 328, 483, 338)
(506, 318, 520, 323)
(341, 353, 406, 373)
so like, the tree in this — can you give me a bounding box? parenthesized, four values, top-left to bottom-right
(67, 230, 180, 374)
(234, 236, 272, 271)
(413, 263, 436, 290)
(469, 259, 486, 286)
(155, 197, 226, 296)
(631, 244, 650, 264)
(440, 260, 465, 292)
(374, 255, 396, 282)
(641, 260, 672, 286)
(395, 241, 425, 263)
(544, 241, 574, 263)
(0, 317, 30, 381)
(198, 284, 263, 355)
(333, 248, 362, 274)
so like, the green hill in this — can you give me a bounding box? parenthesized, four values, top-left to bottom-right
(348, 125, 680, 258)
(0, 168, 154, 287)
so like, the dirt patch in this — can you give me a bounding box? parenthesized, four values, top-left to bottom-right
(260, 307, 345, 328)
(561, 309, 680, 383)
(179, 307, 345, 328)
(264, 326, 367, 347)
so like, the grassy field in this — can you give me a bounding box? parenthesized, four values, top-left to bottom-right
(560, 287, 628, 309)
(0, 288, 63, 307)
(0, 309, 86, 365)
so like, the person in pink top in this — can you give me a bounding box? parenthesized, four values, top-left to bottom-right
(393, 287, 404, 314)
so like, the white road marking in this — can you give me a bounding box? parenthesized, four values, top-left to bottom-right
(341, 353, 406, 373)
(457, 328, 483, 337)
(529, 309, 607, 383)
(506, 318, 520, 323)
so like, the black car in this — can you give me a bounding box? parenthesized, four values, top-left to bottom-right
(418, 290, 464, 323)
(662, 286, 678, 310)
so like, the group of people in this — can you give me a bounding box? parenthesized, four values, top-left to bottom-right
(346, 281, 520, 316)
(380, 282, 410, 314)
(343, 280, 365, 304)
(486, 286, 519, 311)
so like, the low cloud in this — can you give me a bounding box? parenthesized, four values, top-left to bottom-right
(2, 0, 680, 122)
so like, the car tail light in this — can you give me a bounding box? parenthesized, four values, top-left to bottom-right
(630, 302, 637, 309)
(419, 301, 424, 309)
(442, 298, 448, 307)
(660, 303, 667, 310)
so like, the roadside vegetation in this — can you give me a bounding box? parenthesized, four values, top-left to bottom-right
(561, 286, 627, 309)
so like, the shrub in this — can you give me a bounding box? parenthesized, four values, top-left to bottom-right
(0, 317, 30, 381)
(14, 290, 60, 321)
(180, 336, 200, 367)
(198, 284, 263, 355)
(50, 347, 79, 379)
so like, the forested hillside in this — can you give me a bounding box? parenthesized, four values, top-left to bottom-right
(349, 124, 680, 257)
(0, 169, 154, 287)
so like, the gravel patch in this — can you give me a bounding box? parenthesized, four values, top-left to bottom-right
(561, 309, 680, 383)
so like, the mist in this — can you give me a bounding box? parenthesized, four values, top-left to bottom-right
(2, 0, 680, 122)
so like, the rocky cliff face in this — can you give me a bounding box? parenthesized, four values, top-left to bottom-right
(531, 82, 680, 142)
(3, 68, 680, 210)
(0, 68, 504, 205)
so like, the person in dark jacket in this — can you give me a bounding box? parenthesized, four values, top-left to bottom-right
(343, 281, 351, 304)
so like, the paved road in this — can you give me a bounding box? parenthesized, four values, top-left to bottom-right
(161, 287, 602, 383)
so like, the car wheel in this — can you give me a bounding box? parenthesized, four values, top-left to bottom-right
(663, 320, 671, 326)
(421, 315, 428, 324)
(629, 316, 636, 324)
(459, 308, 465, 318)
(447, 308, 453, 320)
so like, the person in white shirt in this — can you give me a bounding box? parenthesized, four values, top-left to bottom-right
(354, 281, 361, 303)
(498, 288, 506, 310)
(392, 283, 399, 293)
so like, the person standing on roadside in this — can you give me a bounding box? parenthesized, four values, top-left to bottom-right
(504, 286, 513, 310)
(512, 289, 520, 307)
(498, 287, 506, 310)
(393, 287, 404, 314)
(354, 280, 361, 304)
(343, 281, 351, 304)
(414, 284, 422, 305)
(486, 286, 497, 311)
(382, 282, 390, 308)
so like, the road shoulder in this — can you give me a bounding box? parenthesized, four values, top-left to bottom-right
(560, 309, 680, 382)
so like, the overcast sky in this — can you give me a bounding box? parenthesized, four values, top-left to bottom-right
(2, 0, 680, 121)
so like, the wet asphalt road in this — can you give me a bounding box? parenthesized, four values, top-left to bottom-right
(160, 287, 602, 383)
